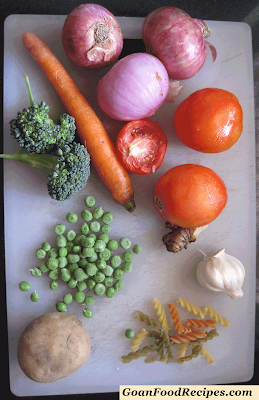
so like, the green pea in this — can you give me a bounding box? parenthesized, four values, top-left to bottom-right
(59, 247, 68, 257)
(81, 209, 93, 222)
(122, 251, 133, 262)
(74, 267, 88, 282)
(93, 207, 104, 219)
(103, 265, 114, 277)
(56, 301, 67, 312)
(47, 257, 59, 270)
(58, 257, 68, 269)
(89, 221, 100, 232)
(94, 283, 105, 296)
(67, 253, 80, 264)
(63, 293, 73, 305)
(99, 248, 111, 261)
(83, 308, 93, 318)
(84, 295, 95, 305)
(101, 212, 113, 224)
(121, 261, 133, 273)
(81, 247, 95, 258)
(55, 234, 67, 248)
(133, 244, 142, 254)
(78, 258, 88, 268)
(30, 290, 39, 302)
(84, 195, 96, 208)
(30, 267, 42, 277)
(86, 263, 98, 276)
(119, 237, 131, 249)
(19, 281, 30, 291)
(42, 242, 51, 252)
(110, 255, 121, 268)
(81, 237, 95, 248)
(74, 291, 85, 303)
(94, 239, 106, 252)
(97, 233, 109, 244)
(106, 287, 115, 298)
(36, 248, 46, 260)
(68, 263, 78, 272)
(59, 268, 71, 282)
(114, 279, 124, 291)
(48, 270, 59, 280)
(125, 329, 135, 339)
(66, 212, 78, 223)
(86, 278, 96, 289)
(54, 224, 66, 235)
(67, 277, 78, 289)
(103, 276, 114, 287)
(66, 241, 74, 252)
(113, 268, 124, 279)
(107, 239, 118, 251)
(73, 245, 81, 254)
(94, 271, 105, 282)
(50, 280, 58, 290)
(101, 224, 111, 233)
(75, 234, 86, 245)
(88, 252, 98, 263)
(48, 247, 59, 258)
(96, 259, 106, 270)
(38, 261, 49, 273)
(88, 233, 97, 241)
(81, 223, 90, 235)
(66, 229, 77, 241)
(77, 281, 87, 291)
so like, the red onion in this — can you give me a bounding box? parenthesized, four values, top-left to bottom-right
(62, 4, 123, 69)
(142, 7, 217, 81)
(97, 53, 169, 121)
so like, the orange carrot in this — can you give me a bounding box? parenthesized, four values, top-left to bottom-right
(22, 32, 136, 212)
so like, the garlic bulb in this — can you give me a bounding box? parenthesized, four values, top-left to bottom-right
(196, 248, 245, 300)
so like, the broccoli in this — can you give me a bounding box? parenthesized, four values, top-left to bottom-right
(9, 75, 76, 154)
(0, 143, 91, 201)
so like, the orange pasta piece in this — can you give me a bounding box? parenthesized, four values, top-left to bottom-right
(168, 303, 186, 334)
(170, 328, 206, 344)
(186, 319, 216, 329)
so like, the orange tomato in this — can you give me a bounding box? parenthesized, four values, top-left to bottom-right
(153, 164, 228, 228)
(174, 88, 243, 153)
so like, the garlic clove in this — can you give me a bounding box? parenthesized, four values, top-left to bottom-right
(196, 248, 245, 300)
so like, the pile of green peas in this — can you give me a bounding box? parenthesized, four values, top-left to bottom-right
(19, 195, 142, 318)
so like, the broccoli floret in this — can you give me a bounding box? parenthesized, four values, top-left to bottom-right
(9, 75, 76, 154)
(0, 143, 91, 201)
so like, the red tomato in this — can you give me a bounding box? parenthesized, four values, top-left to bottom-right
(116, 120, 168, 175)
(153, 164, 228, 228)
(174, 88, 243, 153)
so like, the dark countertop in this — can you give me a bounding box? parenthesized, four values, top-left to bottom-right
(1, 0, 258, 397)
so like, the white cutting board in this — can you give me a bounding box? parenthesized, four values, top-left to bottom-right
(3, 15, 256, 396)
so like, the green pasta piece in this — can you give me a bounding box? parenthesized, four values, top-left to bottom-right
(189, 329, 219, 347)
(178, 343, 203, 364)
(160, 327, 174, 360)
(136, 311, 161, 328)
(121, 345, 156, 363)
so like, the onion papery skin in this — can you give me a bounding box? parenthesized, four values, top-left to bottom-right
(142, 7, 208, 80)
(96, 53, 170, 121)
(62, 4, 123, 69)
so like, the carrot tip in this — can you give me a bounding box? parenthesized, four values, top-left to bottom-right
(123, 199, 136, 213)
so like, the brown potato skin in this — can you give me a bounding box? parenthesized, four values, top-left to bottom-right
(17, 312, 91, 383)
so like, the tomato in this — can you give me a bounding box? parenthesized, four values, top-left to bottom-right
(153, 164, 228, 228)
(116, 120, 168, 175)
(174, 88, 243, 153)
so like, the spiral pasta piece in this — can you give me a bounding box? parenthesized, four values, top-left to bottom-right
(190, 329, 219, 347)
(177, 342, 189, 360)
(160, 327, 174, 359)
(168, 303, 186, 334)
(186, 319, 216, 329)
(136, 311, 161, 328)
(203, 305, 230, 327)
(121, 346, 156, 363)
(200, 346, 214, 364)
(131, 328, 148, 352)
(178, 344, 203, 364)
(152, 298, 172, 331)
(177, 298, 206, 319)
(170, 328, 206, 344)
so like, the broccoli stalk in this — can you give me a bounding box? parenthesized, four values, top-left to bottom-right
(9, 75, 76, 154)
(0, 143, 91, 201)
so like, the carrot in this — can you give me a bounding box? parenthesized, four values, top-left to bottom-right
(22, 32, 136, 212)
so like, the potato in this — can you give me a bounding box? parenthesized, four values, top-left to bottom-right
(17, 312, 91, 383)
